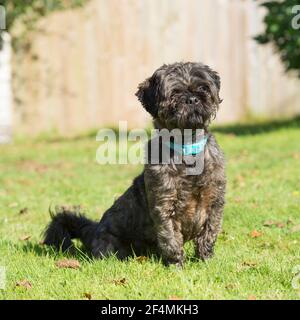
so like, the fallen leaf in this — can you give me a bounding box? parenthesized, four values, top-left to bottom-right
(248, 295, 257, 300)
(19, 235, 31, 241)
(112, 278, 126, 286)
(263, 220, 285, 228)
(250, 230, 263, 238)
(83, 293, 92, 300)
(16, 280, 32, 289)
(135, 256, 148, 263)
(8, 202, 18, 208)
(263, 220, 275, 227)
(55, 259, 80, 269)
(225, 283, 237, 290)
(275, 222, 285, 228)
(169, 295, 182, 300)
(291, 225, 300, 233)
(19, 208, 28, 215)
(242, 261, 257, 268)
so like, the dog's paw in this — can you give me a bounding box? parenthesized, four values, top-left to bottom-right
(164, 256, 184, 268)
(197, 249, 214, 261)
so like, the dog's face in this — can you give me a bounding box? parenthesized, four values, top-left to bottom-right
(136, 62, 222, 130)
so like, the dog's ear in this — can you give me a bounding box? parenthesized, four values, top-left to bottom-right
(204, 65, 222, 104)
(210, 70, 221, 91)
(202, 64, 221, 91)
(136, 65, 168, 117)
(135, 76, 158, 117)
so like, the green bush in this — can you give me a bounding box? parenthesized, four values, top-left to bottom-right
(255, 0, 300, 77)
(0, 0, 88, 48)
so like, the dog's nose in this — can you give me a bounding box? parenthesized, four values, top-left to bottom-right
(186, 96, 199, 105)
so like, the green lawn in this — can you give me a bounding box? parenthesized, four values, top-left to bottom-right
(0, 118, 300, 300)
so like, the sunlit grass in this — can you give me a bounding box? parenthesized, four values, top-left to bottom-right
(0, 119, 300, 299)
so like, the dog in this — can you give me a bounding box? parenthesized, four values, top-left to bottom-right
(44, 62, 226, 267)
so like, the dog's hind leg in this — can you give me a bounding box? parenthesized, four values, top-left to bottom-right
(91, 232, 132, 260)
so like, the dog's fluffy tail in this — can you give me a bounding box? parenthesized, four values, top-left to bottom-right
(43, 206, 98, 252)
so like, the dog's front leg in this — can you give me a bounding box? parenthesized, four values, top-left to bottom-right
(144, 168, 184, 267)
(195, 186, 225, 261)
(153, 207, 184, 267)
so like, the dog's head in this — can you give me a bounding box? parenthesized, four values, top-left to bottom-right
(136, 62, 222, 130)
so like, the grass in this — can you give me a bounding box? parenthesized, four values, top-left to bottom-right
(0, 117, 300, 300)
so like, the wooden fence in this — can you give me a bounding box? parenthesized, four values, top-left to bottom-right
(0, 33, 12, 143)
(10, 0, 300, 135)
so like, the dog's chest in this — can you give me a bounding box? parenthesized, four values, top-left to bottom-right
(170, 170, 209, 240)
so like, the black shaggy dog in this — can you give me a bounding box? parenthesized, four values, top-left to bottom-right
(44, 62, 226, 267)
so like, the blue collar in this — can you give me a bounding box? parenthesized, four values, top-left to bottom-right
(165, 136, 208, 156)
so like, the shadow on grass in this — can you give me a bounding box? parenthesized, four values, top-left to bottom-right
(21, 242, 51, 256)
(19, 241, 165, 265)
(20, 241, 94, 262)
(19, 241, 201, 267)
(212, 115, 300, 136)
(30, 115, 300, 143)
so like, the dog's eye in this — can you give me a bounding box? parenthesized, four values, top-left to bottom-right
(198, 85, 209, 92)
(172, 89, 181, 95)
